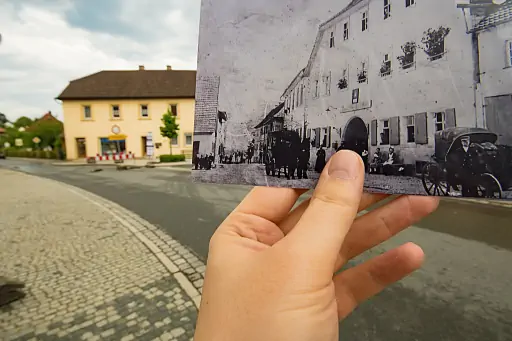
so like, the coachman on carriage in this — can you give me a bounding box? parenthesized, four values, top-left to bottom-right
(422, 127, 512, 199)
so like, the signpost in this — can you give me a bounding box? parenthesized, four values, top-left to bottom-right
(14, 139, 23, 147)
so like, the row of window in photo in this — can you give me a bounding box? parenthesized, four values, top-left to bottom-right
(81, 103, 180, 120)
(328, 0, 417, 50)
(293, 109, 455, 149)
(285, 44, 446, 112)
(97, 133, 193, 154)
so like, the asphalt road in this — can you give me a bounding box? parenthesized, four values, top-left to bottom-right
(1, 158, 512, 341)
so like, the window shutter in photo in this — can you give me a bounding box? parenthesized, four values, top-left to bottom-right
(316, 128, 321, 147)
(445, 108, 456, 128)
(415, 112, 428, 144)
(328, 126, 332, 147)
(371, 119, 377, 146)
(390, 116, 400, 145)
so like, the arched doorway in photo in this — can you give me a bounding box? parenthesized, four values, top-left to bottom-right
(342, 116, 369, 170)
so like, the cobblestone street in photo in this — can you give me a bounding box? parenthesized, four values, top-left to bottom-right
(0, 169, 205, 341)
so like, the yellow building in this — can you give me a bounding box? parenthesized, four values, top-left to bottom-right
(56, 65, 196, 160)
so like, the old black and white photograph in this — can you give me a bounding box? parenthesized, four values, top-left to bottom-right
(192, 0, 512, 200)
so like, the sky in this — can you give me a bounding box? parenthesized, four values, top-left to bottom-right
(197, 0, 353, 148)
(0, 0, 200, 122)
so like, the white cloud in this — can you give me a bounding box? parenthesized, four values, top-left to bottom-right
(0, 0, 200, 122)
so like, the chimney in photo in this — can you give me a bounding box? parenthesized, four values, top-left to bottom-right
(166, 65, 172, 70)
(139, 65, 145, 70)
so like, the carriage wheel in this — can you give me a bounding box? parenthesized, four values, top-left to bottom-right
(422, 163, 450, 196)
(475, 173, 502, 199)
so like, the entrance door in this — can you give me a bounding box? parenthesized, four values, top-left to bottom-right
(485, 95, 512, 145)
(192, 141, 200, 164)
(141, 137, 148, 156)
(75, 138, 87, 158)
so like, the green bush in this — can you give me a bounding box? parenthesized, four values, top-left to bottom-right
(3, 148, 59, 160)
(159, 154, 186, 163)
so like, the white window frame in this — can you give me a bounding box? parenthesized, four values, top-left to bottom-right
(384, 0, 391, 19)
(343, 22, 349, 40)
(171, 135, 179, 146)
(362, 11, 368, 32)
(169, 104, 178, 116)
(330, 31, 335, 48)
(111, 105, 120, 119)
(434, 112, 445, 131)
(140, 104, 149, 118)
(406, 115, 415, 143)
(506, 40, 512, 67)
(381, 53, 392, 77)
(381, 119, 390, 145)
(83, 105, 92, 120)
(185, 133, 193, 146)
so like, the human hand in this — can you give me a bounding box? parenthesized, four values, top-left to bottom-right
(194, 150, 439, 341)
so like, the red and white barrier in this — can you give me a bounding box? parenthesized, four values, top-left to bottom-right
(89, 152, 135, 161)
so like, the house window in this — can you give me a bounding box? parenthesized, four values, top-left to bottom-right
(406, 115, 415, 142)
(381, 119, 390, 144)
(300, 84, 304, 105)
(400, 43, 416, 69)
(434, 112, 445, 131)
(344, 22, 349, 40)
(296, 87, 300, 107)
(324, 73, 331, 96)
(140, 104, 149, 118)
(171, 136, 178, 145)
(292, 92, 295, 110)
(358, 62, 368, 83)
(315, 80, 319, 98)
(111, 105, 120, 119)
(429, 39, 446, 61)
(83, 105, 91, 120)
(330, 31, 335, 48)
(169, 104, 178, 116)
(380, 54, 392, 76)
(362, 11, 368, 31)
(185, 133, 193, 145)
(352, 88, 360, 104)
(406, 0, 415, 7)
(506, 40, 512, 67)
(384, 0, 391, 19)
(339, 68, 348, 90)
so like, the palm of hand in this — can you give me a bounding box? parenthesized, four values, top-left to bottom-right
(194, 152, 438, 341)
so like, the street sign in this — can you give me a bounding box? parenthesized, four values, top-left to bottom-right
(32, 137, 41, 144)
(14, 138, 23, 147)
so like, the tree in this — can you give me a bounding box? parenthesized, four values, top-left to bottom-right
(27, 118, 63, 149)
(160, 109, 180, 154)
(13, 116, 33, 129)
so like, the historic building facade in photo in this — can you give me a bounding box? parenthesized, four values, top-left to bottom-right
(57, 66, 196, 160)
(281, 0, 481, 171)
(472, 1, 512, 146)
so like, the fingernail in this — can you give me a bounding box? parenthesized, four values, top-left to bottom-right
(328, 150, 360, 180)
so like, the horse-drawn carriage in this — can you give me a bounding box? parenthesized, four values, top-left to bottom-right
(421, 127, 512, 198)
(264, 129, 308, 180)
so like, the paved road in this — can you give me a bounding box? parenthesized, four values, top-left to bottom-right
(0, 169, 202, 341)
(1, 158, 512, 341)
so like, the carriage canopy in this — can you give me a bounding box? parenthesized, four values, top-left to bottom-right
(434, 127, 498, 161)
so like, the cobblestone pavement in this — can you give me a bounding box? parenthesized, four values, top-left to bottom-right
(0, 169, 205, 341)
(192, 164, 512, 199)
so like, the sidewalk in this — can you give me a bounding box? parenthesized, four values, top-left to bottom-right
(51, 159, 192, 168)
(0, 169, 204, 341)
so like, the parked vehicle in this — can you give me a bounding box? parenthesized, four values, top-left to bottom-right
(422, 127, 512, 198)
(0, 150, 5, 159)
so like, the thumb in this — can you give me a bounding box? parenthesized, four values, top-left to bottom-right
(281, 150, 364, 274)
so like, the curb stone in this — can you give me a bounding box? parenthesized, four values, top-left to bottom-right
(46, 177, 206, 308)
